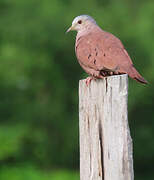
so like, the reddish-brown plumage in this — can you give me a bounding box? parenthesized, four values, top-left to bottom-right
(75, 27, 147, 84)
(67, 15, 147, 84)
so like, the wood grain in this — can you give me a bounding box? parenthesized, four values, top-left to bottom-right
(79, 74, 134, 180)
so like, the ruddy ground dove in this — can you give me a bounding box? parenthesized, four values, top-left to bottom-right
(66, 15, 147, 85)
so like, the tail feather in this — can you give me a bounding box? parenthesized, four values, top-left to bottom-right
(134, 76, 148, 84)
(128, 66, 148, 84)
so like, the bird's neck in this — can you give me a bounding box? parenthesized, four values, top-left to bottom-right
(76, 24, 100, 39)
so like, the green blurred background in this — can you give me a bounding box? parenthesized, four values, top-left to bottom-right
(0, 0, 153, 179)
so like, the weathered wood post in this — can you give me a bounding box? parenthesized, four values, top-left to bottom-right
(79, 74, 134, 180)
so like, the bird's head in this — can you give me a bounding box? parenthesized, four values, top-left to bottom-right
(66, 15, 97, 33)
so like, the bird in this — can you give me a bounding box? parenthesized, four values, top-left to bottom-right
(66, 15, 147, 85)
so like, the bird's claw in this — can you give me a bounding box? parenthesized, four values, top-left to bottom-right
(85, 77, 95, 86)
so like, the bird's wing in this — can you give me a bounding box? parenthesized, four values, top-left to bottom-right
(76, 31, 133, 74)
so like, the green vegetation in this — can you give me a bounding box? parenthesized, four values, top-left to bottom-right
(0, 0, 153, 179)
(0, 166, 79, 180)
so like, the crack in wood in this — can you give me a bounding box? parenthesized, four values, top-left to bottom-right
(105, 78, 108, 93)
(87, 115, 90, 129)
(87, 115, 92, 177)
(99, 122, 104, 180)
(110, 87, 112, 121)
(90, 149, 92, 176)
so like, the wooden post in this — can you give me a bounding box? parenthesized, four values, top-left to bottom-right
(79, 74, 134, 180)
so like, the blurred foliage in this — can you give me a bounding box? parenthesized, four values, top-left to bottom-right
(0, 165, 79, 180)
(0, 0, 153, 179)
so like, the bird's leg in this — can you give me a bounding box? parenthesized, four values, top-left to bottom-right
(100, 70, 111, 77)
(85, 76, 96, 86)
(97, 75, 105, 79)
(85, 71, 106, 86)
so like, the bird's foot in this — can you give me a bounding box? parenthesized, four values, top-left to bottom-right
(85, 76, 96, 86)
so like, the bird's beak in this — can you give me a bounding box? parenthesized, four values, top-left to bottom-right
(66, 25, 74, 34)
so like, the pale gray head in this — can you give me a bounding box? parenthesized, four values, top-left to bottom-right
(66, 15, 97, 33)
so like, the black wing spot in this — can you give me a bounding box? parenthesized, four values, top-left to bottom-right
(88, 54, 91, 59)
(104, 53, 106, 57)
(94, 48, 98, 56)
(94, 59, 96, 64)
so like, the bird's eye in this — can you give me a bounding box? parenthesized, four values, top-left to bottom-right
(78, 20, 82, 24)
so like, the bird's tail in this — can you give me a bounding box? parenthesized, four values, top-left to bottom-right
(128, 66, 148, 84)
